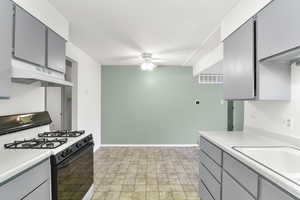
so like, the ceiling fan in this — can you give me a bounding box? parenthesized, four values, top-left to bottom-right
(140, 53, 160, 71)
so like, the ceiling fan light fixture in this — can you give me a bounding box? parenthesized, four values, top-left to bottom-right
(141, 62, 157, 71)
(140, 53, 157, 71)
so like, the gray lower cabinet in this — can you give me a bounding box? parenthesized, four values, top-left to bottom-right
(0, 0, 13, 98)
(200, 137, 222, 165)
(14, 5, 46, 67)
(199, 136, 298, 200)
(47, 29, 66, 73)
(257, 0, 300, 60)
(200, 151, 221, 182)
(223, 18, 255, 100)
(199, 180, 214, 200)
(260, 178, 297, 200)
(23, 180, 51, 200)
(199, 164, 221, 200)
(0, 159, 51, 200)
(222, 171, 255, 200)
(223, 152, 258, 197)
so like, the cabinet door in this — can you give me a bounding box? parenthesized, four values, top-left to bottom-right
(223, 153, 258, 197)
(257, 0, 300, 60)
(23, 180, 51, 200)
(47, 29, 66, 73)
(200, 137, 222, 165)
(199, 180, 214, 200)
(260, 178, 297, 200)
(222, 171, 255, 200)
(0, 0, 13, 98)
(14, 6, 46, 66)
(223, 19, 255, 100)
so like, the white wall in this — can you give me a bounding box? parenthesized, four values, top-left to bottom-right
(0, 0, 68, 116)
(245, 66, 300, 138)
(46, 87, 62, 130)
(66, 42, 101, 150)
(12, 0, 69, 40)
(0, 1, 101, 151)
(0, 83, 45, 116)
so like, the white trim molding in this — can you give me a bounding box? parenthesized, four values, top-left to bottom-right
(100, 144, 198, 147)
(82, 184, 94, 200)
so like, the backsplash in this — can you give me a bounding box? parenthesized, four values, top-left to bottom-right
(245, 65, 300, 138)
(0, 83, 45, 116)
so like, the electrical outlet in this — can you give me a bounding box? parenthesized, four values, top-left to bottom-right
(284, 117, 294, 130)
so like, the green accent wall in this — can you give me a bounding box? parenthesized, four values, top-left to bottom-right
(102, 66, 228, 144)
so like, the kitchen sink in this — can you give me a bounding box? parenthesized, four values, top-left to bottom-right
(233, 146, 300, 184)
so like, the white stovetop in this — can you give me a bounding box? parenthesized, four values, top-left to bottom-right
(199, 129, 300, 199)
(0, 125, 90, 185)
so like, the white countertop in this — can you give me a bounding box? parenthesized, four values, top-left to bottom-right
(0, 126, 92, 185)
(0, 149, 51, 185)
(199, 130, 300, 199)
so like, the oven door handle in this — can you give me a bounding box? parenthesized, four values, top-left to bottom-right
(57, 142, 94, 169)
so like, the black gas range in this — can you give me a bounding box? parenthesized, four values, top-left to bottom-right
(4, 130, 86, 150)
(1, 112, 94, 200)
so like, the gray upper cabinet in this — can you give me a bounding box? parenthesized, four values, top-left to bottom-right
(14, 6, 46, 67)
(0, 0, 13, 99)
(257, 0, 300, 60)
(223, 19, 255, 100)
(47, 29, 66, 73)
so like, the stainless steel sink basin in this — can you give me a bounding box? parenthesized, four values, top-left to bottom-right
(233, 146, 300, 184)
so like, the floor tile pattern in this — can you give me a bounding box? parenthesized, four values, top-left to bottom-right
(93, 147, 201, 200)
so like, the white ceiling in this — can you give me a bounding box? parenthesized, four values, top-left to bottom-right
(49, 0, 240, 66)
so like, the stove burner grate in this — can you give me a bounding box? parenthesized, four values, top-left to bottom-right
(38, 130, 85, 138)
(4, 138, 67, 149)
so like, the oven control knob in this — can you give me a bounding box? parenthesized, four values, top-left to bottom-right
(61, 152, 66, 157)
(76, 143, 82, 148)
(61, 149, 70, 157)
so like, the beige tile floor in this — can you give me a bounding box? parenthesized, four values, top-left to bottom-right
(93, 147, 201, 200)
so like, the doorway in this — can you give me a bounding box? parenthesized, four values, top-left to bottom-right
(227, 101, 244, 131)
(45, 59, 77, 131)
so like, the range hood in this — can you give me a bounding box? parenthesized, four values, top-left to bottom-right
(11, 59, 73, 87)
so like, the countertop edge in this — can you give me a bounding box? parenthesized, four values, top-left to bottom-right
(0, 134, 91, 185)
(0, 151, 52, 185)
(198, 130, 300, 199)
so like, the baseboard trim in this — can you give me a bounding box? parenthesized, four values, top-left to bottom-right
(82, 184, 94, 200)
(100, 144, 198, 147)
(94, 144, 101, 152)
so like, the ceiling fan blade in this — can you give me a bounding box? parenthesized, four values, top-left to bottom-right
(151, 58, 167, 63)
(156, 46, 197, 55)
(106, 55, 141, 62)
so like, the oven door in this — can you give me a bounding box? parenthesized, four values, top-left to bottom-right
(52, 142, 94, 200)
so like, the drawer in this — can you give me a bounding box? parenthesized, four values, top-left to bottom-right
(200, 137, 222, 165)
(223, 152, 258, 197)
(199, 180, 214, 200)
(23, 180, 51, 200)
(260, 178, 297, 200)
(199, 163, 221, 200)
(0, 159, 51, 199)
(200, 151, 221, 182)
(222, 171, 255, 200)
